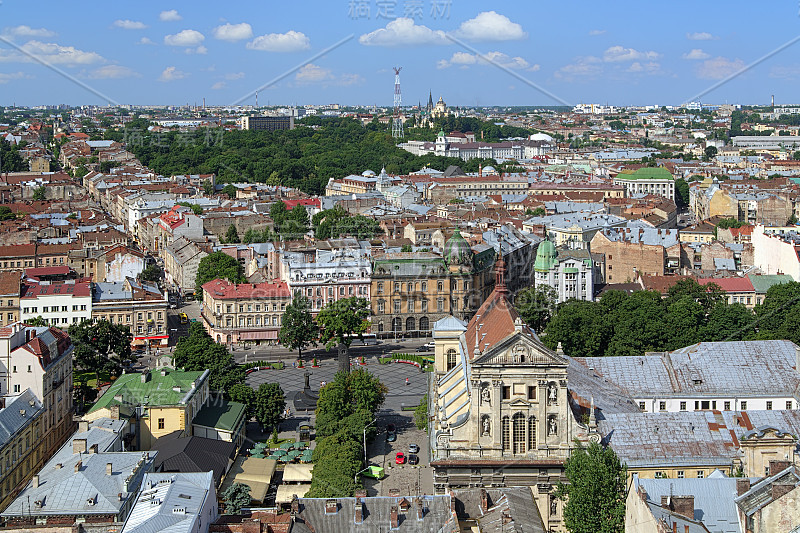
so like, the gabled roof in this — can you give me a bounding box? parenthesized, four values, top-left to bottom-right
(121, 472, 215, 533)
(151, 435, 234, 486)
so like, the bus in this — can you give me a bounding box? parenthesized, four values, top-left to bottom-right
(345, 333, 378, 346)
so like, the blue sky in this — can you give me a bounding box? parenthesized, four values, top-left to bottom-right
(1, 1, 800, 107)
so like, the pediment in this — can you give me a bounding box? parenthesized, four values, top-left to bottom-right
(472, 330, 567, 367)
(509, 398, 530, 408)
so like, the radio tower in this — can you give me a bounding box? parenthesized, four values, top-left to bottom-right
(392, 67, 404, 139)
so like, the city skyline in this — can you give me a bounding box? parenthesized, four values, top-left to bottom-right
(1, 1, 800, 107)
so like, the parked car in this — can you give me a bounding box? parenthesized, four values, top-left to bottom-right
(386, 432, 397, 442)
(408, 443, 420, 454)
(416, 345, 431, 352)
(408, 454, 419, 465)
(386, 423, 396, 433)
(395, 452, 405, 465)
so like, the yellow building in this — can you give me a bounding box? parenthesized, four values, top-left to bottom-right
(0, 389, 46, 511)
(83, 367, 210, 450)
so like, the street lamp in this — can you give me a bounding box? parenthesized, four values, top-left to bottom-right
(362, 418, 377, 465)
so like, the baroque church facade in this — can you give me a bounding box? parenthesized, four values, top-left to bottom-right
(430, 258, 599, 531)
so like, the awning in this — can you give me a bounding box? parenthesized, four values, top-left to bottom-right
(239, 330, 278, 340)
(275, 484, 311, 504)
(133, 335, 169, 340)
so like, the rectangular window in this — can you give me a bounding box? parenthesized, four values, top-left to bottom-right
(437, 298, 444, 312)
(502, 386, 510, 400)
(787, 401, 793, 410)
(659, 401, 666, 412)
(766, 401, 772, 410)
(680, 401, 686, 411)
(638, 402, 646, 411)
(654, 471, 665, 479)
(158, 418, 165, 430)
(724, 401, 731, 410)
(394, 282, 400, 293)
(377, 300, 385, 313)
(377, 282, 384, 295)
(437, 280, 443, 292)
(741, 401, 747, 410)
(421, 299, 428, 312)
(677, 471, 684, 479)
(697, 471, 704, 479)
(393, 300, 400, 314)
(421, 282, 427, 292)
(527, 386, 536, 400)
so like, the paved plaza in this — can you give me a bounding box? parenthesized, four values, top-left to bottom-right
(246, 357, 429, 413)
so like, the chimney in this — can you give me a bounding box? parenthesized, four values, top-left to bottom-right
(74, 460, 82, 472)
(55, 463, 62, 469)
(141, 370, 150, 383)
(769, 460, 792, 477)
(32, 475, 39, 488)
(354, 500, 363, 524)
(390, 505, 399, 529)
(324, 499, 338, 515)
(160, 369, 167, 377)
(290, 494, 300, 515)
(106, 462, 113, 475)
(399, 497, 411, 512)
(89, 443, 98, 454)
(771, 483, 795, 501)
(502, 510, 512, 525)
(416, 498, 424, 521)
(72, 438, 87, 454)
(737, 478, 751, 496)
(78, 420, 89, 433)
(479, 488, 488, 513)
(672, 522, 677, 533)
(670, 496, 694, 520)
(110, 405, 120, 420)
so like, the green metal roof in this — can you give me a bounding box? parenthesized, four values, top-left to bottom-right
(192, 400, 246, 431)
(88, 368, 207, 414)
(534, 240, 558, 272)
(747, 274, 794, 294)
(616, 167, 674, 181)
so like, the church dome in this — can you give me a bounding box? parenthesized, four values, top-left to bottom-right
(529, 133, 554, 143)
(362, 170, 376, 177)
(444, 230, 473, 265)
(534, 240, 557, 272)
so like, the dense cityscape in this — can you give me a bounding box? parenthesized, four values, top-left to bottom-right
(2, 3, 800, 533)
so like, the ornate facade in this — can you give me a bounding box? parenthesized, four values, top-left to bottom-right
(430, 259, 598, 532)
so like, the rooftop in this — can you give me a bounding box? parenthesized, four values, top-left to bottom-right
(121, 472, 215, 533)
(88, 368, 208, 415)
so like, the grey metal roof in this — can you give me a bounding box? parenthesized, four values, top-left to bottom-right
(636, 476, 741, 533)
(575, 340, 800, 398)
(734, 466, 800, 517)
(601, 227, 680, 247)
(566, 359, 639, 419)
(121, 472, 215, 533)
(0, 390, 42, 452)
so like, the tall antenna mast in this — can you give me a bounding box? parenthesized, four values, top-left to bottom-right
(392, 67, 403, 139)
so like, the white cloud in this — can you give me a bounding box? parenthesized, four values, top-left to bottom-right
(603, 45, 659, 63)
(696, 56, 745, 79)
(687, 32, 716, 40)
(769, 64, 800, 79)
(224, 72, 245, 80)
(1, 26, 55, 40)
(437, 51, 537, 71)
(159, 10, 182, 22)
(213, 23, 253, 42)
(451, 11, 526, 42)
(683, 48, 710, 60)
(588, 29, 606, 36)
(627, 61, 662, 74)
(359, 18, 448, 46)
(554, 57, 602, 80)
(158, 66, 187, 81)
(0, 40, 104, 65)
(0, 72, 28, 84)
(87, 65, 140, 79)
(114, 20, 147, 30)
(211, 81, 226, 90)
(138, 37, 156, 45)
(247, 30, 310, 52)
(338, 73, 364, 86)
(295, 63, 333, 83)
(186, 45, 207, 55)
(164, 29, 205, 47)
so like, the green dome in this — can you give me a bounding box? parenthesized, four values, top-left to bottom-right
(534, 240, 557, 272)
(444, 230, 472, 265)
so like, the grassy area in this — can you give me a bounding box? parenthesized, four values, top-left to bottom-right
(73, 370, 112, 389)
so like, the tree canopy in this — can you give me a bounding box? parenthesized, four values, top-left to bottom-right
(172, 322, 244, 391)
(316, 297, 371, 373)
(253, 382, 286, 430)
(555, 441, 626, 533)
(68, 319, 133, 385)
(195, 252, 245, 299)
(221, 483, 251, 514)
(278, 293, 318, 359)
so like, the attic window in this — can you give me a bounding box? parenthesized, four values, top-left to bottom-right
(178, 494, 192, 499)
(692, 378, 702, 385)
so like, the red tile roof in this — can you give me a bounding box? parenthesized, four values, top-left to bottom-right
(202, 279, 291, 300)
(21, 281, 91, 298)
(281, 199, 320, 210)
(698, 277, 755, 293)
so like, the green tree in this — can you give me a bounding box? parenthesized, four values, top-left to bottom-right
(221, 482, 251, 514)
(228, 383, 256, 417)
(605, 291, 669, 357)
(278, 294, 318, 360)
(195, 252, 245, 300)
(24, 316, 48, 327)
(674, 178, 690, 208)
(316, 297, 371, 373)
(270, 200, 288, 226)
(202, 180, 213, 195)
(543, 300, 610, 357)
(177, 202, 203, 215)
(400, 244, 412, 252)
(315, 369, 386, 437)
(224, 224, 240, 244)
(414, 394, 428, 431)
(223, 183, 237, 199)
(704, 145, 718, 161)
(254, 382, 285, 430)
(555, 441, 626, 533)
(173, 322, 244, 391)
(665, 278, 725, 314)
(716, 217, 744, 230)
(0, 206, 15, 221)
(753, 282, 800, 344)
(703, 303, 755, 342)
(515, 285, 558, 333)
(32, 186, 46, 201)
(0, 139, 25, 172)
(68, 319, 133, 386)
(139, 264, 162, 283)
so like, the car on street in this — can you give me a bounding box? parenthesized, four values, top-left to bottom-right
(416, 345, 432, 352)
(386, 432, 397, 442)
(395, 452, 405, 464)
(408, 443, 420, 454)
(386, 423, 396, 433)
(408, 454, 419, 465)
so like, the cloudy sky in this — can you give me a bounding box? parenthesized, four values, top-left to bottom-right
(0, 0, 799, 107)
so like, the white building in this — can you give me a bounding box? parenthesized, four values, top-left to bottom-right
(612, 167, 675, 201)
(281, 249, 371, 313)
(21, 281, 92, 327)
(121, 471, 217, 533)
(533, 241, 595, 303)
(751, 225, 800, 281)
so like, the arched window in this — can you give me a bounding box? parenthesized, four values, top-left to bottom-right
(419, 316, 429, 332)
(528, 416, 537, 451)
(502, 416, 510, 452)
(446, 348, 457, 371)
(406, 317, 416, 332)
(513, 413, 526, 454)
(377, 322, 384, 332)
(392, 317, 402, 332)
